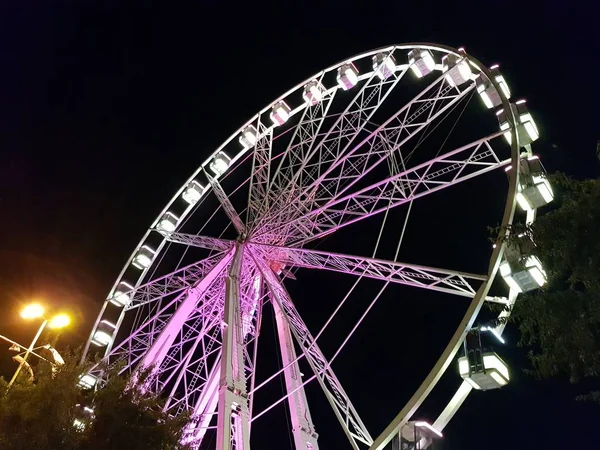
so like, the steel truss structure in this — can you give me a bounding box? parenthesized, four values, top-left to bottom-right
(82, 43, 538, 450)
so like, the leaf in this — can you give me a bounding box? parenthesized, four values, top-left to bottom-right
(501, 167, 600, 403)
(0, 348, 193, 450)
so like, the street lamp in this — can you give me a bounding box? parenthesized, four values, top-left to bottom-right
(20, 303, 45, 320)
(7, 303, 71, 389)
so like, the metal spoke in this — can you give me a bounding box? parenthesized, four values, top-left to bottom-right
(251, 243, 486, 298)
(260, 132, 507, 246)
(206, 172, 246, 235)
(246, 122, 273, 230)
(159, 230, 234, 252)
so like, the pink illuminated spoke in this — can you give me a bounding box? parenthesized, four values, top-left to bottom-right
(250, 244, 487, 298)
(125, 251, 231, 311)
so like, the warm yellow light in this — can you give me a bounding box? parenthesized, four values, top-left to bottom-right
(48, 314, 71, 329)
(21, 303, 45, 320)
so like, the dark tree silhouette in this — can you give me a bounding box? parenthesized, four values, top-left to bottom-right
(0, 351, 192, 450)
(500, 165, 600, 401)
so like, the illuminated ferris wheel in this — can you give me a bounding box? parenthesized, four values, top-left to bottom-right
(81, 43, 552, 450)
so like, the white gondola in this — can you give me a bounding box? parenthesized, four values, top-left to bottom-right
(336, 63, 359, 90)
(78, 373, 98, 390)
(394, 420, 443, 450)
(157, 212, 179, 233)
(476, 64, 511, 109)
(372, 52, 396, 80)
(91, 320, 117, 347)
(109, 281, 135, 307)
(209, 151, 231, 176)
(302, 80, 325, 105)
(442, 54, 472, 87)
(497, 99, 539, 146)
(458, 352, 509, 390)
(132, 245, 156, 270)
(408, 49, 435, 78)
(182, 180, 206, 205)
(510, 156, 554, 211)
(499, 232, 547, 292)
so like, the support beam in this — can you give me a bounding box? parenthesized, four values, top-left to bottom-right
(272, 295, 320, 450)
(139, 252, 233, 371)
(252, 251, 372, 449)
(432, 381, 472, 432)
(181, 358, 222, 448)
(216, 244, 251, 450)
(159, 231, 234, 252)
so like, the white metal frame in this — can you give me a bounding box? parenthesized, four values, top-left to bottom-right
(81, 43, 529, 450)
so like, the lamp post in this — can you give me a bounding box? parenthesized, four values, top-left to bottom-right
(6, 303, 70, 389)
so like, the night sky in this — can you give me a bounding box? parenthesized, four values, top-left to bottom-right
(1, 1, 599, 449)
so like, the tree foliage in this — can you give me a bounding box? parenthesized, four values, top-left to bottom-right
(0, 350, 192, 450)
(502, 171, 600, 399)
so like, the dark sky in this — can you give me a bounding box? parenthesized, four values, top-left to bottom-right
(0, 1, 599, 449)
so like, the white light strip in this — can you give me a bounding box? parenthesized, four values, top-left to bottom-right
(489, 371, 508, 386)
(481, 326, 505, 344)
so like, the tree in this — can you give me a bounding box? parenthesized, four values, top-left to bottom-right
(500, 171, 600, 400)
(0, 350, 192, 450)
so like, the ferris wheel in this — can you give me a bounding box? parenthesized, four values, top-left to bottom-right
(80, 43, 553, 450)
